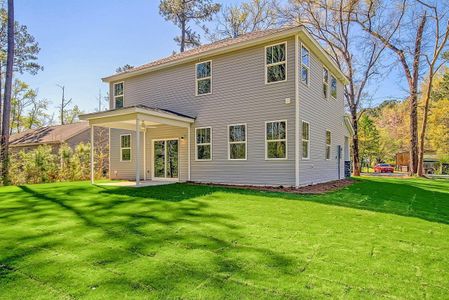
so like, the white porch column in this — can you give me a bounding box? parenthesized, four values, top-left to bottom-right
(90, 125, 95, 184)
(136, 118, 141, 186)
(188, 125, 191, 181)
(143, 127, 147, 181)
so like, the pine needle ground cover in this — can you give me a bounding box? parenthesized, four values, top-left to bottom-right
(0, 177, 448, 299)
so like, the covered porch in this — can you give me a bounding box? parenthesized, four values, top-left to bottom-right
(80, 105, 195, 187)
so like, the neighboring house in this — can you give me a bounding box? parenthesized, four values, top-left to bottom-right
(10, 122, 92, 153)
(396, 151, 448, 174)
(81, 26, 353, 187)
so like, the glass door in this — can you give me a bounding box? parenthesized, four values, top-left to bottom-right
(153, 139, 179, 180)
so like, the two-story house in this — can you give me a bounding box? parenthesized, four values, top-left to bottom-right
(80, 26, 353, 187)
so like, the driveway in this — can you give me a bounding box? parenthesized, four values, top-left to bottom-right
(361, 172, 408, 177)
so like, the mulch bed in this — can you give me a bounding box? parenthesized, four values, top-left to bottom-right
(188, 179, 355, 195)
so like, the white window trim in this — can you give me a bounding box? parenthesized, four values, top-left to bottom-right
(228, 123, 247, 161)
(195, 127, 212, 161)
(195, 60, 212, 96)
(151, 138, 180, 181)
(325, 130, 332, 160)
(113, 81, 124, 109)
(323, 66, 329, 99)
(302, 121, 310, 160)
(265, 42, 288, 85)
(300, 44, 310, 87)
(330, 74, 337, 100)
(265, 120, 288, 160)
(120, 134, 131, 162)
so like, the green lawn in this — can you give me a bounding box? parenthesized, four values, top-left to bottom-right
(0, 177, 448, 299)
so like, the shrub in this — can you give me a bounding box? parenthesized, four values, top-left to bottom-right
(9, 142, 107, 185)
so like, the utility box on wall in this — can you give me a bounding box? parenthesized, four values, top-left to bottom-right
(344, 161, 351, 178)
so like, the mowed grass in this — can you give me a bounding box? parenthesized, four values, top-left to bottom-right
(0, 177, 448, 299)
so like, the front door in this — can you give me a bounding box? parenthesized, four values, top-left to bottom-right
(153, 139, 179, 180)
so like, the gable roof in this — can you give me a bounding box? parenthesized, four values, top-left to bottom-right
(103, 26, 349, 84)
(9, 122, 90, 147)
(80, 104, 196, 121)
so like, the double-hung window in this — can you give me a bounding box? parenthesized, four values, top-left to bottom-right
(196, 61, 212, 95)
(114, 82, 124, 108)
(266, 121, 287, 159)
(228, 124, 247, 160)
(266, 43, 287, 83)
(323, 67, 329, 99)
(120, 134, 131, 161)
(196, 127, 212, 160)
(330, 75, 337, 99)
(302, 121, 310, 159)
(301, 46, 310, 85)
(325, 130, 332, 160)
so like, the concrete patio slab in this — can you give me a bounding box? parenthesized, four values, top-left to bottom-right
(97, 181, 176, 188)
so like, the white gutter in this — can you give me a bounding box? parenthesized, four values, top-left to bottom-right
(79, 106, 195, 124)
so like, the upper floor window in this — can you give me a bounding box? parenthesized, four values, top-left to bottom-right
(266, 121, 287, 159)
(323, 67, 329, 99)
(330, 75, 337, 99)
(325, 130, 332, 160)
(196, 127, 212, 160)
(302, 121, 310, 159)
(196, 61, 212, 95)
(228, 124, 247, 160)
(120, 134, 131, 161)
(114, 82, 124, 108)
(266, 43, 287, 83)
(301, 46, 310, 85)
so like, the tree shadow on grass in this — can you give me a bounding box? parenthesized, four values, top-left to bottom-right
(194, 177, 449, 225)
(7, 184, 298, 298)
(98, 178, 449, 225)
(300, 178, 449, 225)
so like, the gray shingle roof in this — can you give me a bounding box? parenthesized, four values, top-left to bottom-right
(111, 26, 297, 78)
(9, 122, 90, 146)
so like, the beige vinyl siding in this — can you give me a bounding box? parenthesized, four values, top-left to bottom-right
(109, 37, 296, 186)
(298, 41, 346, 185)
(110, 129, 145, 180)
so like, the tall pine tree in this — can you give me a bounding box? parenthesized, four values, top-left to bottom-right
(159, 0, 220, 52)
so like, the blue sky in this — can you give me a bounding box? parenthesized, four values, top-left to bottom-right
(16, 0, 405, 118)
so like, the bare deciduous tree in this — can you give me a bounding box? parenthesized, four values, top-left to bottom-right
(354, 0, 427, 175)
(208, 0, 279, 41)
(279, 0, 386, 176)
(417, 0, 449, 176)
(57, 84, 71, 125)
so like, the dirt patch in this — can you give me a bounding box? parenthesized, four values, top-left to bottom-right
(188, 179, 355, 195)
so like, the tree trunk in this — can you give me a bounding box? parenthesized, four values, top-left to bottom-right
(417, 73, 434, 177)
(409, 14, 426, 175)
(180, 18, 186, 52)
(351, 106, 361, 176)
(0, 64, 3, 142)
(409, 92, 419, 175)
(1, 0, 14, 185)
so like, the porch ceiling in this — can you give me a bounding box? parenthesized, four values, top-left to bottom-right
(79, 105, 196, 130)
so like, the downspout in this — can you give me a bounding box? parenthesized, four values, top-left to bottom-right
(295, 35, 300, 188)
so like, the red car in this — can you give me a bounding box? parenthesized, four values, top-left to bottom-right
(374, 164, 394, 173)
